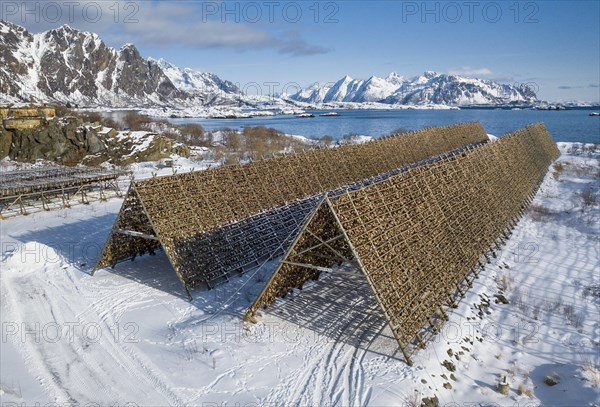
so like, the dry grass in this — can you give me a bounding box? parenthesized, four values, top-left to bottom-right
(497, 273, 515, 291)
(580, 188, 598, 207)
(527, 205, 553, 222)
(581, 361, 600, 387)
(518, 383, 534, 397)
(552, 162, 565, 180)
(402, 389, 421, 407)
(506, 363, 517, 379)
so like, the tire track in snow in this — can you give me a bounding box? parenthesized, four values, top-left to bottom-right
(1, 255, 184, 405)
(264, 297, 376, 406)
(75, 276, 187, 405)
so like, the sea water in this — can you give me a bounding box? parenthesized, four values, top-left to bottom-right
(170, 108, 600, 143)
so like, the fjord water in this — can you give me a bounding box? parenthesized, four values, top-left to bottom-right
(172, 109, 600, 143)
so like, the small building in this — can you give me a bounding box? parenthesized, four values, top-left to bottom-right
(3, 117, 44, 130)
(38, 107, 56, 118)
(1, 105, 56, 130)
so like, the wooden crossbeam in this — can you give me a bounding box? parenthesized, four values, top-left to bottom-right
(292, 233, 346, 259)
(115, 229, 160, 241)
(305, 229, 353, 263)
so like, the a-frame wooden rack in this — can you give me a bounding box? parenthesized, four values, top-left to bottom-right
(245, 124, 559, 365)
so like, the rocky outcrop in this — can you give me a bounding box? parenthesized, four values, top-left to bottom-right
(8, 118, 105, 165)
(101, 130, 190, 165)
(1, 118, 189, 166)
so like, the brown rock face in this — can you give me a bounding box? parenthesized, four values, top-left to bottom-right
(0, 22, 34, 98)
(114, 45, 183, 104)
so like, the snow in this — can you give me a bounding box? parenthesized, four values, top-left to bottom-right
(0, 143, 598, 405)
(96, 127, 114, 136)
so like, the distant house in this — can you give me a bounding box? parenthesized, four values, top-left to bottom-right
(1, 105, 56, 130)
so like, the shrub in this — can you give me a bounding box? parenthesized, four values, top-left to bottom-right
(552, 162, 564, 180)
(52, 104, 72, 117)
(222, 129, 242, 151)
(107, 118, 121, 129)
(580, 188, 598, 207)
(320, 135, 333, 145)
(527, 205, 552, 222)
(581, 360, 600, 387)
(242, 126, 294, 160)
(223, 153, 240, 165)
(340, 133, 361, 144)
(123, 112, 153, 130)
(180, 123, 206, 146)
(518, 383, 533, 397)
(81, 111, 104, 124)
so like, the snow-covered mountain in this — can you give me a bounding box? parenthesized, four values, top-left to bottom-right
(290, 71, 538, 106)
(0, 21, 240, 107)
(0, 21, 539, 109)
(151, 58, 241, 105)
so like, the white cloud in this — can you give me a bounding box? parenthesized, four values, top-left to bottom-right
(119, 2, 270, 49)
(116, 2, 329, 56)
(122, 2, 332, 55)
(2, 1, 331, 56)
(448, 67, 493, 77)
(275, 38, 331, 56)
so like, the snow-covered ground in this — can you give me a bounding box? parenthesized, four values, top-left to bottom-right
(137, 101, 460, 120)
(1, 143, 598, 406)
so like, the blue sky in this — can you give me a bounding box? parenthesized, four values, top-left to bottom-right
(3, 1, 599, 102)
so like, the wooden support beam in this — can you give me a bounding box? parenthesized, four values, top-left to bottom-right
(115, 229, 160, 241)
(280, 260, 336, 274)
(305, 228, 354, 263)
(293, 233, 346, 258)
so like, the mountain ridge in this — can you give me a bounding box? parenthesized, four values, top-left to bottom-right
(0, 20, 239, 108)
(289, 72, 538, 106)
(0, 21, 540, 109)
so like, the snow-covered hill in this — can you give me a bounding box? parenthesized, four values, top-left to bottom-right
(290, 71, 538, 106)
